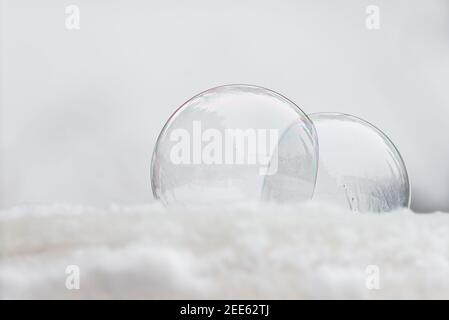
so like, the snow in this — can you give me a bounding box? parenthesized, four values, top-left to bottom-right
(1, 203, 449, 299)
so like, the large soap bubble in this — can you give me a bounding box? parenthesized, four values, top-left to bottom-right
(151, 85, 318, 206)
(309, 113, 411, 212)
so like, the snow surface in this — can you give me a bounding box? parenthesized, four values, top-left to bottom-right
(1, 203, 449, 299)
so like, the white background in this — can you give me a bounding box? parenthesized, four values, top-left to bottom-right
(1, 0, 448, 212)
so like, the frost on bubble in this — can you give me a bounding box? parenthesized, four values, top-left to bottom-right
(309, 113, 410, 213)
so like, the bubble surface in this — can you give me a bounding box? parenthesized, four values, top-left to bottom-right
(309, 113, 410, 212)
(151, 85, 318, 206)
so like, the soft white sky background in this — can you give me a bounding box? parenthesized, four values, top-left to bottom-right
(0, 0, 448, 212)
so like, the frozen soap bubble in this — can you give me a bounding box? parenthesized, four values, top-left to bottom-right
(151, 84, 318, 206)
(309, 113, 411, 212)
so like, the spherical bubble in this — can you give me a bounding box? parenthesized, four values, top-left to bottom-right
(309, 113, 411, 212)
(151, 84, 318, 206)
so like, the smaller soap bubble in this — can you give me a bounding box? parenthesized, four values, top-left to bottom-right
(309, 113, 410, 212)
(151, 84, 319, 206)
